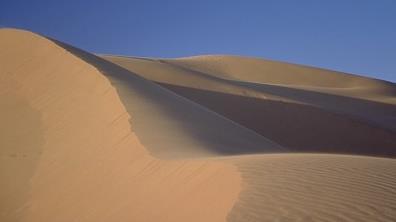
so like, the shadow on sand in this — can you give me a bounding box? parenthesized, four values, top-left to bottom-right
(50, 39, 284, 158)
(157, 82, 396, 158)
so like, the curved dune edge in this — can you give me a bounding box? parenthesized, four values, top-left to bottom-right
(57, 42, 284, 159)
(1, 28, 396, 222)
(102, 55, 396, 157)
(63, 40, 396, 220)
(0, 29, 241, 222)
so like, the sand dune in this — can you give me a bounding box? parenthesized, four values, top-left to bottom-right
(56, 43, 283, 158)
(103, 55, 396, 157)
(170, 55, 396, 95)
(0, 29, 240, 222)
(1, 28, 396, 222)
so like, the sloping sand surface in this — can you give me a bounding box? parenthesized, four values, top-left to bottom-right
(168, 55, 396, 125)
(1, 28, 396, 222)
(58, 44, 283, 159)
(0, 29, 240, 222)
(103, 55, 396, 157)
(170, 55, 396, 96)
(228, 154, 396, 221)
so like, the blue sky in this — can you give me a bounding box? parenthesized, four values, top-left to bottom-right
(1, 0, 395, 82)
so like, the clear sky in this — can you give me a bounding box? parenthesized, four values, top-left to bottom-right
(1, 0, 395, 82)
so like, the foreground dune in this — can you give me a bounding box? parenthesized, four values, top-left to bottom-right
(0, 29, 240, 222)
(1, 28, 396, 222)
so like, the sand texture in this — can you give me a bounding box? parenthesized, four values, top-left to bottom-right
(1, 28, 396, 221)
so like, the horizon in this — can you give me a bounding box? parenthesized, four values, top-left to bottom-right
(1, 0, 395, 82)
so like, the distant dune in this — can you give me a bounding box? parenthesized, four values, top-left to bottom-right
(102, 55, 396, 157)
(1, 28, 396, 221)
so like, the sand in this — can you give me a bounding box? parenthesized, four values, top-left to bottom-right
(103, 55, 396, 157)
(1, 28, 396, 221)
(0, 29, 240, 222)
(228, 154, 396, 221)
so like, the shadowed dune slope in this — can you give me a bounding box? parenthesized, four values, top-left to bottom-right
(102, 55, 396, 157)
(55, 44, 283, 159)
(1, 28, 396, 222)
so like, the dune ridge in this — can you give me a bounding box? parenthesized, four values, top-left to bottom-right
(54, 40, 284, 159)
(0, 29, 240, 222)
(102, 55, 396, 157)
(1, 28, 396, 222)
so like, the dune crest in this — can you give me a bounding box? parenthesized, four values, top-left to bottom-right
(1, 28, 396, 221)
(103, 55, 396, 157)
(0, 29, 240, 222)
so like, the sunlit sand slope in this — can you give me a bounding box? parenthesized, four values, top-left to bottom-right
(1, 28, 396, 222)
(0, 29, 240, 222)
(228, 154, 396, 222)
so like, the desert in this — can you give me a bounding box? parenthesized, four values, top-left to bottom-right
(1, 28, 395, 222)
